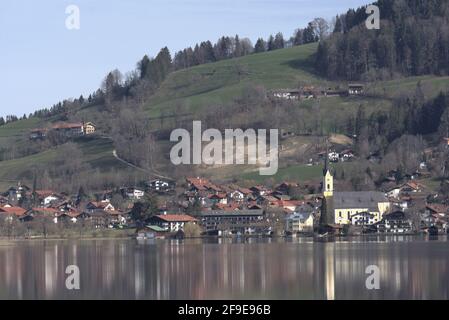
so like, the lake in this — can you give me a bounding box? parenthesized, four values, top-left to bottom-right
(0, 236, 448, 300)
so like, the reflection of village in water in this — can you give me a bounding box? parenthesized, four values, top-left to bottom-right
(0, 237, 449, 300)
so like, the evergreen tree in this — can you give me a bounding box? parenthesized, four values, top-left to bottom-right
(254, 38, 266, 53)
(274, 32, 285, 49)
(302, 22, 316, 44)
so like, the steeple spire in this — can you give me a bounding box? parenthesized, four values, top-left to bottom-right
(323, 152, 329, 176)
(323, 145, 334, 198)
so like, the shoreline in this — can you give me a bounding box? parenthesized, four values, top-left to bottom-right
(0, 232, 442, 243)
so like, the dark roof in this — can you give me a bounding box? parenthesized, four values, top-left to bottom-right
(287, 212, 313, 222)
(200, 209, 263, 217)
(333, 192, 388, 211)
(351, 211, 375, 218)
(383, 211, 409, 221)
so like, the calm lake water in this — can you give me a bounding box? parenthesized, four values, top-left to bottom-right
(0, 236, 449, 300)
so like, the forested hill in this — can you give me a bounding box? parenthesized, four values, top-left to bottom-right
(315, 0, 449, 81)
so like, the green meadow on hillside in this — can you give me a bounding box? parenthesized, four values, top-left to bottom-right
(2, 42, 449, 189)
(146, 43, 326, 117)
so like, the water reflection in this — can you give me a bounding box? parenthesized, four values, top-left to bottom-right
(0, 236, 448, 299)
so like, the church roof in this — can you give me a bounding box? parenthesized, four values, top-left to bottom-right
(333, 191, 388, 211)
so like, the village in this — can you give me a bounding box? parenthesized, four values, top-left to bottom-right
(0, 152, 448, 240)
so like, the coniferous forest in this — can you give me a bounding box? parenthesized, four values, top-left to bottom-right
(315, 0, 449, 80)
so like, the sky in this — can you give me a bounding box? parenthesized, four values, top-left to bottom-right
(0, 0, 371, 118)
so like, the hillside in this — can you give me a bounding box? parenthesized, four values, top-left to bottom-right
(146, 43, 324, 117)
(1, 42, 449, 192)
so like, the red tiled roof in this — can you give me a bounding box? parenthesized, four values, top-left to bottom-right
(35, 190, 56, 198)
(215, 203, 240, 211)
(270, 200, 305, 208)
(238, 188, 252, 195)
(426, 204, 449, 214)
(88, 201, 113, 210)
(405, 181, 423, 190)
(155, 214, 197, 223)
(187, 177, 210, 186)
(32, 207, 59, 214)
(0, 206, 27, 217)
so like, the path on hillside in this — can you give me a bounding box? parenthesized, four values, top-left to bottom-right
(112, 150, 174, 181)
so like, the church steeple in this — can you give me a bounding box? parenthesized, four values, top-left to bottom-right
(323, 154, 329, 176)
(323, 154, 334, 198)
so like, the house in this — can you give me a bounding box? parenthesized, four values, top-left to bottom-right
(348, 84, 364, 95)
(324, 88, 348, 97)
(421, 211, 438, 228)
(425, 204, 449, 217)
(340, 149, 355, 161)
(0, 195, 9, 205)
(125, 188, 145, 200)
(83, 122, 96, 135)
(285, 211, 314, 233)
(54, 210, 82, 224)
(250, 185, 270, 197)
(270, 200, 305, 212)
(30, 122, 95, 140)
(106, 210, 128, 226)
(247, 202, 263, 210)
(136, 225, 168, 239)
(86, 201, 116, 213)
(199, 209, 264, 233)
(209, 193, 228, 205)
(228, 189, 245, 202)
(322, 166, 391, 225)
(148, 179, 172, 193)
(273, 194, 291, 201)
(238, 187, 253, 197)
(387, 182, 425, 199)
(0, 206, 28, 220)
(377, 211, 413, 234)
(35, 190, 60, 205)
(328, 152, 339, 163)
(351, 212, 376, 226)
(86, 211, 112, 229)
(275, 182, 299, 195)
(28, 207, 59, 219)
(52, 122, 85, 137)
(272, 89, 300, 100)
(7, 184, 30, 201)
(300, 86, 318, 99)
(186, 177, 210, 192)
(30, 128, 48, 140)
(149, 214, 197, 232)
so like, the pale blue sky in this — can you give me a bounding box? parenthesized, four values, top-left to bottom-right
(0, 0, 371, 117)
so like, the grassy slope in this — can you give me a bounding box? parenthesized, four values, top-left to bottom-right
(0, 136, 130, 190)
(2, 43, 449, 188)
(146, 43, 326, 117)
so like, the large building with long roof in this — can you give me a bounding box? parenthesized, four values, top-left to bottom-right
(322, 164, 391, 225)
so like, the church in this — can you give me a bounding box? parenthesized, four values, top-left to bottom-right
(322, 165, 391, 226)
